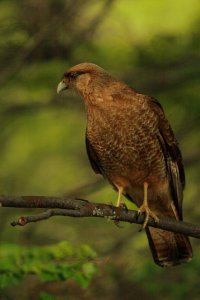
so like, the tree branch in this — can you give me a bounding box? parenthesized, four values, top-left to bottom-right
(0, 195, 199, 239)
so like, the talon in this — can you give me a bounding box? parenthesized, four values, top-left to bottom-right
(118, 202, 126, 209)
(138, 204, 159, 229)
(121, 202, 128, 211)
(138, 182, 159, 230)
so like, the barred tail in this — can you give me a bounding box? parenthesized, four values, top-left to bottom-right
(145, 227, 192, 267)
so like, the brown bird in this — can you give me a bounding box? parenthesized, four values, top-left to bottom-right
(57, 62, 192, 267)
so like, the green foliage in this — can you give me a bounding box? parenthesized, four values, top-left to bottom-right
(0, 241, 97, 289)
(39, 292, 56, 300)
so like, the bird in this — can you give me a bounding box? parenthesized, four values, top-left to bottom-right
(57, 62, 192, 267)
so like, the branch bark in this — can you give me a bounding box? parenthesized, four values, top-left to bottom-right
(0, 195, 199, 239)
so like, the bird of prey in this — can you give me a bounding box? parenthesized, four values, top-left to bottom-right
(57, 62, 192, 267)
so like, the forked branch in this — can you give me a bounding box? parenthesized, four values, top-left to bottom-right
(0, 195, 199, 239)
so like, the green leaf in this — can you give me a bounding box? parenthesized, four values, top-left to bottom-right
(0, 242, 97, 289)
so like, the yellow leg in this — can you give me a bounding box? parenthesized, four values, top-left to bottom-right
(138, 182, 159, 228)
(116, 186, 123, 207)
(113, 186, 125, 227)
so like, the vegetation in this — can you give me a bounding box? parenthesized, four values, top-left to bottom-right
(0, 242, 97, 289)
(0, 0, 200, 299)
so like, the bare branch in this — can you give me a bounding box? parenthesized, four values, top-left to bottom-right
(0, 195, 200, 239)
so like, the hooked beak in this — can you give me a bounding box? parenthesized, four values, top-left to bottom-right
(57, 80, 68, 94)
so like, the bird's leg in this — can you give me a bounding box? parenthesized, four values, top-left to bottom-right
(116, 186, 123, 207)
(113, 186, 124, 227)
(138, 182, 159, 229)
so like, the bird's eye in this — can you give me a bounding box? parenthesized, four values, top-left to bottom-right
(70, 71, 79, 78)
(64, 70, 85, 79)
(64, 71, 79, 78)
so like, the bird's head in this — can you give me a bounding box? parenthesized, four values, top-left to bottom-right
(57, 62, 106, 96)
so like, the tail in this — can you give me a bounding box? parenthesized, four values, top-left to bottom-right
(125, 181, 193, 267)
(145, 227, 192, 267)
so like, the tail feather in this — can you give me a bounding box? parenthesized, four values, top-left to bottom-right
(125, 189, 193, 267)
(145, 227, 192, 267)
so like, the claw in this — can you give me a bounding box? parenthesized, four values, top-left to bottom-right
(120, 202, 128, 211)
(138, 182, 159, 230)
(138, 204, 159, 229)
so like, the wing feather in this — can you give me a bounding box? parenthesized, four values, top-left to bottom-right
(149, 97, 185, 220)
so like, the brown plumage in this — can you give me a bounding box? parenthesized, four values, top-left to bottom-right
(57, 62, 192, 267)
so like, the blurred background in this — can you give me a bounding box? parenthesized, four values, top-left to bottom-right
(0, 0, 200, 299)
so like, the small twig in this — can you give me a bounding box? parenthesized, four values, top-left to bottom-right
(0, 195, 200, 239)
(10, 209, 82, 226)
